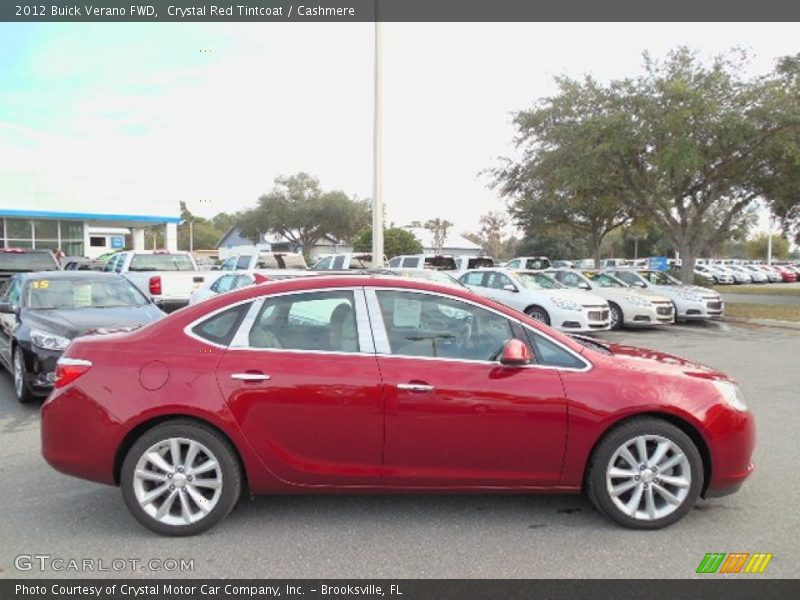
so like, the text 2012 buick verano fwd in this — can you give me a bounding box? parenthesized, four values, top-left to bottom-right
(41, 275, 754, 535)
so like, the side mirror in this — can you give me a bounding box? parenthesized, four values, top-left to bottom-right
(502, 284, 518, 293)
(579, 282, 591, 290)
(0, 301, 15, 314)
(499, 339, 532, 367)
(634, 281, 646, 288)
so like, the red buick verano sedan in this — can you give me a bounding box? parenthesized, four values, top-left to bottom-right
(41, 275, 754, 535)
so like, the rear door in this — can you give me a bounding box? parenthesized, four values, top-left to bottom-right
(214, 288, 384, 485)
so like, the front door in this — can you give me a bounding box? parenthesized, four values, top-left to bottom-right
(215, 289, 384, 485)
(367, 288, 567, 487)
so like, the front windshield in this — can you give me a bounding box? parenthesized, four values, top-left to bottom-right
(515, 271, 564, 290)
(638, 270, 681, 285)
(588, 273, 626, 288)
(24, 277, 148, 309)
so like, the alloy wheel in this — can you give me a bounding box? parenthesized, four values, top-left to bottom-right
(605, 434, 691, 521)
(132, 437, 223, 527)
(13, 350, 24, 399)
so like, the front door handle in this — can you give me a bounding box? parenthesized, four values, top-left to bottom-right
(231, 372, 271, 382)
(397, 383, 435, 392)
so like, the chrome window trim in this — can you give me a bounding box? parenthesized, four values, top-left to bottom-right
(365, 287, 592, 373)
(187, 286, 375, 355)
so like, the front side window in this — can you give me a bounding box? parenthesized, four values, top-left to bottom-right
(5, 278, 21, 305)
(589, 273, 626, 288)
(516, 272, 562, 290)
(485, 272, 513, 290)
(506, 259, 520, 268)
(331, 256, 346, 269)
(388, 257, 402, 267)
(615, 271, 644, 286)
(401, 257, 419, 268)
(526, 329, 586, 369)
(313, 256, 333, 270)
(248, 291, 359, 353)
(525, 258, 551, 270)
(221, 257, 238, 271)
(375, 291, 514, 362)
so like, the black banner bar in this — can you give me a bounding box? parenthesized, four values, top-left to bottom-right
(2, 0, 800, 22)
(2, 580, 800, 600)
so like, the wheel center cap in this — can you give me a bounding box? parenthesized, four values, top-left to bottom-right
(641, 469, 656, 483)
(173, 473, 187, 487)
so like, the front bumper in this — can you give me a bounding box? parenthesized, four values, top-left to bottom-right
(704, 405, 756, 496)
(625, 302, 675, 327)
(19, 343, 60, 396)
(555, 305, 610, 332)
(677, 298, 724, 321)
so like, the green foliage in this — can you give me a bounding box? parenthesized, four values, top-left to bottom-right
(353, 227, 423, 258)
(491, 47, 800, 280)
(745, 234, 790, 260)
(238, 173, 370, 258)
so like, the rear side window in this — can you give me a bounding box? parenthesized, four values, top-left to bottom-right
(461, 272, 484, 286)
(236, 255, 252, 270)
(191, 303, 250, 346)
(401, 257, 419, 268)
(332, 256, 346, 269)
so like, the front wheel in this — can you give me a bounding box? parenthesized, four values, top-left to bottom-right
(525, 306, 551, 326)
(121, 420, 242, 536)
(586, 417, 703, 529)
(12, 347, 35, 404)
(608, 303, 623, 330)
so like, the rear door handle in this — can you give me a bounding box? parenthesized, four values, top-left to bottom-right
(397, 383, 435, 392)
(231, 372, 271, 382)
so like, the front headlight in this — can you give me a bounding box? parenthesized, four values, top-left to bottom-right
(551, 296, 582, 311)
(624, 294, 652, 307)
(30, 328, 72, 352)
(712, 380, 748, 412)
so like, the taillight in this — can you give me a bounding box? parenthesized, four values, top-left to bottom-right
(54, 358, 92, 389)
(149, 275, 162, 295)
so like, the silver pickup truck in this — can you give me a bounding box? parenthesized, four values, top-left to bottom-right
(103, 251, 221, 311)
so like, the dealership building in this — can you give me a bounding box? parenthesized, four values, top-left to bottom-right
(0, 170, 181, 258)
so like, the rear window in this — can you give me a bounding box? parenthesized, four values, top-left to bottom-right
(423, 256, 457, 270)
(191, 303, 250, 346)
(0, 251, 58, 271)
(468, 257, 495, 269)
(256, 254, 307, 269)
(128, 254, 195, 271)
(524, 258, 551, 270)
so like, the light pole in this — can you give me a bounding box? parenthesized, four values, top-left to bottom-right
(181, 219, 194, 253)
(767, 214, 773, 266)
(371, 1, 384, 266)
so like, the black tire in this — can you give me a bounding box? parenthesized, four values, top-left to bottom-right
(12, 347, 35, 404)
(525, 305, 550, 326)
(586, 417, 703, 530)
(121, 420, 242, 536)
(608, 302, 623, 331)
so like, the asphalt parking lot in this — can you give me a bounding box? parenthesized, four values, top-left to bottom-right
(1, 321, 798, 580)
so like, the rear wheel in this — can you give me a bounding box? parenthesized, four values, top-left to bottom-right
(608, 302, 623, 330)
(12, 348, 35, 404)
(586, 417, 703, 529)
(121, 420, 241, 536)
(524, 306, 550, 326)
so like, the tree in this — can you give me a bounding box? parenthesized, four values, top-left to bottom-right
(422, 218, 453, 255)
(745, 234, 790, 260)
(492, 48, 800, 281)
(177, 201, 230, 251)
(352, 227, 423, 258)
(490, 75, 633, 268)
(238, 173, 370, 259)
(612, 48, 800, 281)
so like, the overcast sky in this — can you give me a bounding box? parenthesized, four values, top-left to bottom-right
(1, 22, 797, 237)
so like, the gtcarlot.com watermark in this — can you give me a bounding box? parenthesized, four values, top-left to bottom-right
(15, 554, 194, 573)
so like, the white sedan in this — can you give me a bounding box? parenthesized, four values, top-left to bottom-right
(189, 270, 315, 304)
(459, 268, 610, 332)
(604, 269, 724, 321)
(546, 269, 674, 330)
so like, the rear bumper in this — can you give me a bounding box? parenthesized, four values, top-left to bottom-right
(41, 385, 122, 485)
